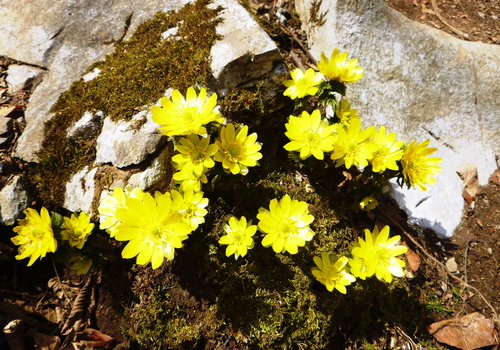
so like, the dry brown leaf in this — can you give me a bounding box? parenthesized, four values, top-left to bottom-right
(0, 105, 15, 118)
(60, 272, 101, 336)
(457, 163, 481, 200)
(337, 171, 353, 188)
(83, 328, 114, 350)
(34, 332, 61, 350)
(428, 312, 499, 350)
(403, 242, 421, 272)
(490, 171, 500, 186)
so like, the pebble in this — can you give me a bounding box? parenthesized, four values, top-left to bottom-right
(0, 117, 14, 146)
(0, 117, 13, 135)
(446, 257, 458, 273)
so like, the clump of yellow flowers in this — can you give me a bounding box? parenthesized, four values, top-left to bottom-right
(98, 187, 209, 269)
(282, 47, 442, 193)
(12, 47, 438, 304)
(311, 225, 408, 293)
(151, 87, 263, 192)
(349, 225, 408, 283)
(11, 207, 94, 274)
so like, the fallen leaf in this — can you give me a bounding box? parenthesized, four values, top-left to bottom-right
(337, 171, 353, 188)
(34, 332, 61, 350)
(490, 171, 500, 186)
(464, 191, 474, 206)
(457, 163, 480, 200)
(403, 242, 420, 272)
(84, 328, 114, 349)
(428, 312, 499, 350)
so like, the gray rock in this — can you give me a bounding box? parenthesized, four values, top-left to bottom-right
(4, 0, 192, 162)
(67, 111, 104, 141)
(5, 64, 45, 93)
(9, 0, 282, 162)
(64, 166, 98, 213)
(0, 175, 30, 226)
(209, 0, 281, 89)
(295, 0, 500, 238)
(0, 117, 14, 147)
(0, 117, 13, 136)
(127, 146, 174, 190)
(95, 110, 166, 168)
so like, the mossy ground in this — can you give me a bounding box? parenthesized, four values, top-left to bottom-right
(116, 146, 426, 349)
(28, 0, 434, 349)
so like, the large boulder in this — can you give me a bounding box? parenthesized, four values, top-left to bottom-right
(0, 0, 280, 163)
(295, 0, 499, 237)
(0, 0, 281, 219)
(0, 0, 192, 163)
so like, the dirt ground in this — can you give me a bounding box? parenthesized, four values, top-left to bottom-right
(0, 0, 499, 349)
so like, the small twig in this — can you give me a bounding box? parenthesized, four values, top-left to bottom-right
(430, 0, 468, 39)
(52, 258, 70, 303)
(395, 325, 419, 350)
(289, 51, 306, 71)
(464, 238, 471, 293)
(280, 26, 318, 66)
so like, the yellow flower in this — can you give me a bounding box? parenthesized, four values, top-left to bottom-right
(171, 189, 209, 230)
(258, 195, 315, 254)
(330, 118, 377, 169)
(172, 167, 208, 192)
(68, 254, 93, 275)
(218, 216, 256, 259)
(312, 253, 356, 293)
(335, 97, 361, 126)
(172, 134, 218, 176)
(317, 48, 364, 83)
(370, 126, 404, 173)
(283, 68, 324, 99)
(284, 109, 337, 160)
(349, 225, 407, 283)
(401, 139, 442, 191)
(61, 211, 94, 249)
(151, 87, 223, 136)
(113, 191, 193, 269)
(214, 123, 263, 175)
(11, 207, 57, 266)
(359, 196, 378, 211)
(98, 187, 145, 237)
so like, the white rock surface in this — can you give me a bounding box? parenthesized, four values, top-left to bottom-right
(209, 0, 281, 89)
(64, 166, 98, 213)
(3, 0, 191, 162)
(295, 0, 500, 238)
(8, 0, 282, 162)
(127, 147, 173, 190)
(6, 64, 45, 93)
(95, 110, 166, 168)
(0, 175, 29, 226)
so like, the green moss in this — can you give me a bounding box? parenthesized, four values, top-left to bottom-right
(36, 0, 222, 209)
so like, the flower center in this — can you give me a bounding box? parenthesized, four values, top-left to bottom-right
(190, 149, 205, 163)
(307, 132, 320, 146)
(278, 219, 298, 238)
(182, 106, 200, 123)
(226, 143, 242, 162)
